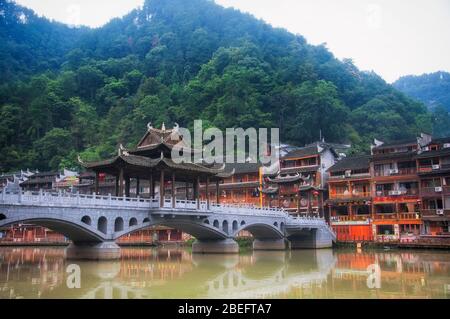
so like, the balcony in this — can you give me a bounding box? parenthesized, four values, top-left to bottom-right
(421, 209, 450, 219)
(329, 173, 371, 180)
(420, 186, 450, 197)
(418, 163, 450, 174)
(329, 192, 371, 199)
(374, 167, 417, 177)
(374, 189, 419, 198)
(330, 215, 371, 223)
(373, 212, 420, 220)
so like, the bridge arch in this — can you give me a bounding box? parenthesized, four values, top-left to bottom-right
(98, 217, 107, 234)
(114, 219, 228, 241)
(0, 213, 6, 221)
(81, 215, 92, 226)
(0, 216, 104, 243)
(222, 220, 229, 234)
(236, 222, 284, 240)
(240, 221, 246, 226)
(143, 218, 150, 223)
(204, 219, 210, 225)
(129, 217, 137, 227)
(114, 217, 124, 232)
(232, 220, 238, 232)
(213, 220, 219, 228)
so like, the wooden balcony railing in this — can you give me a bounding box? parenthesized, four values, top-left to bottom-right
(374, 167, 417, 177)
(374, 189, 419, 197)
(329, 192, 371, 199)
(329, 173, 371, 180)
(417, 164, 450, 173)
(373, 212, 420, 220)
(421, 209, 450, 218)
(330, 215, 371, 222)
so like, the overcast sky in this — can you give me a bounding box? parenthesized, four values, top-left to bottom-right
(14, 0, 450, 83)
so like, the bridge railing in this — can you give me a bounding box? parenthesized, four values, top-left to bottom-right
(1, 190, 156, 209)
(210, 203, 289, 216)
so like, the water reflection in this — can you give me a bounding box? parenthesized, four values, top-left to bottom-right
(0, 247, 449, 299)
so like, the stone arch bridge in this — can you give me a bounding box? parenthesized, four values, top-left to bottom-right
(0, 189, 335, 259)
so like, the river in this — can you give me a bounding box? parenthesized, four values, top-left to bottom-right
(0, 247, 449, 299)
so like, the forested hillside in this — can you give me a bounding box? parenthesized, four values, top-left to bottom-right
(393, 72, 450, 138)
(0, 0, 435, 172)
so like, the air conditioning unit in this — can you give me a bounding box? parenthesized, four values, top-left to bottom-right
(432, 164, 441, 170)
(436, 209, 444, 216)
(389, 168, 399, 175)
(345, 170, 352, 178)
(389, 190, 402, 196)
(435, 187, 443, 192)
(443, 143, 450, 149)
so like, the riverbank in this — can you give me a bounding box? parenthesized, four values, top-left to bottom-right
(335, 241, 450, 250)
(1, 239, 449, 250)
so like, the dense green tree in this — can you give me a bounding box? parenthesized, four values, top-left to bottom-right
(0, 0, 444, 172)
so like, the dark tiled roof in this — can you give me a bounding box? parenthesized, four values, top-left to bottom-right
(328, 155, 371, 172)
(430, 137, 450, 144)
(373, 138, 417, 149)
(280, 166, 319, 174)
(267, 174, 303, 183)
(82, 154, 226, 175)
(222, 162, 262, 175)
(371, 151, 416, 161)
(416, 148, 450, 159)
(32, 171, 60, 177)
(282, 145, 319, 159)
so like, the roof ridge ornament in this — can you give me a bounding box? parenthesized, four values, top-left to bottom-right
(147, 122, 153, 131)
(161, 122, 166, 132)
(77, 155, 85, 165)
(119, 144, 130, 156)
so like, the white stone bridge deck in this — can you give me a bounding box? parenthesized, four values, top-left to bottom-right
(0, 189, 336, 259)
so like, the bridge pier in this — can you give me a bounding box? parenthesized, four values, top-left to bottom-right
(192, 239, 239, 254)
(253, 239, 288, 251)
(289, 229, 333, 249)
(65, 241, 121, 260)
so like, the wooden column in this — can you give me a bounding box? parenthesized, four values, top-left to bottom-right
(160, 170, 165, 208)
(125, 176, 130, 197)
(172, 172, 176, 208)
(119, 168, 124, 197)
(115, 176, 119, 197)
(195, 176, 200, 209)
(206, 176, 210, 209)
(95, 172, 100, 195)
(149, 173, 154, 199)
(216, 180, 220, 205)
(136, 177, 140, 197)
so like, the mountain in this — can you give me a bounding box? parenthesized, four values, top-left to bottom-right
(0, 0, 88, 83)
(393, 71, 450, 111)
(393, 71, 450, 138)
(0, 0, 433, 171)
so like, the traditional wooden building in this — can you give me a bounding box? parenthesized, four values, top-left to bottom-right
(416, 137, 450, 235)
(77, 123, 226, 243)
(327, 155, 373, 241)
(265, 142, 340, 216)
(79, 123, 226, 207)
(200, 162, 262, 206)
(369, 136, 429, 240)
